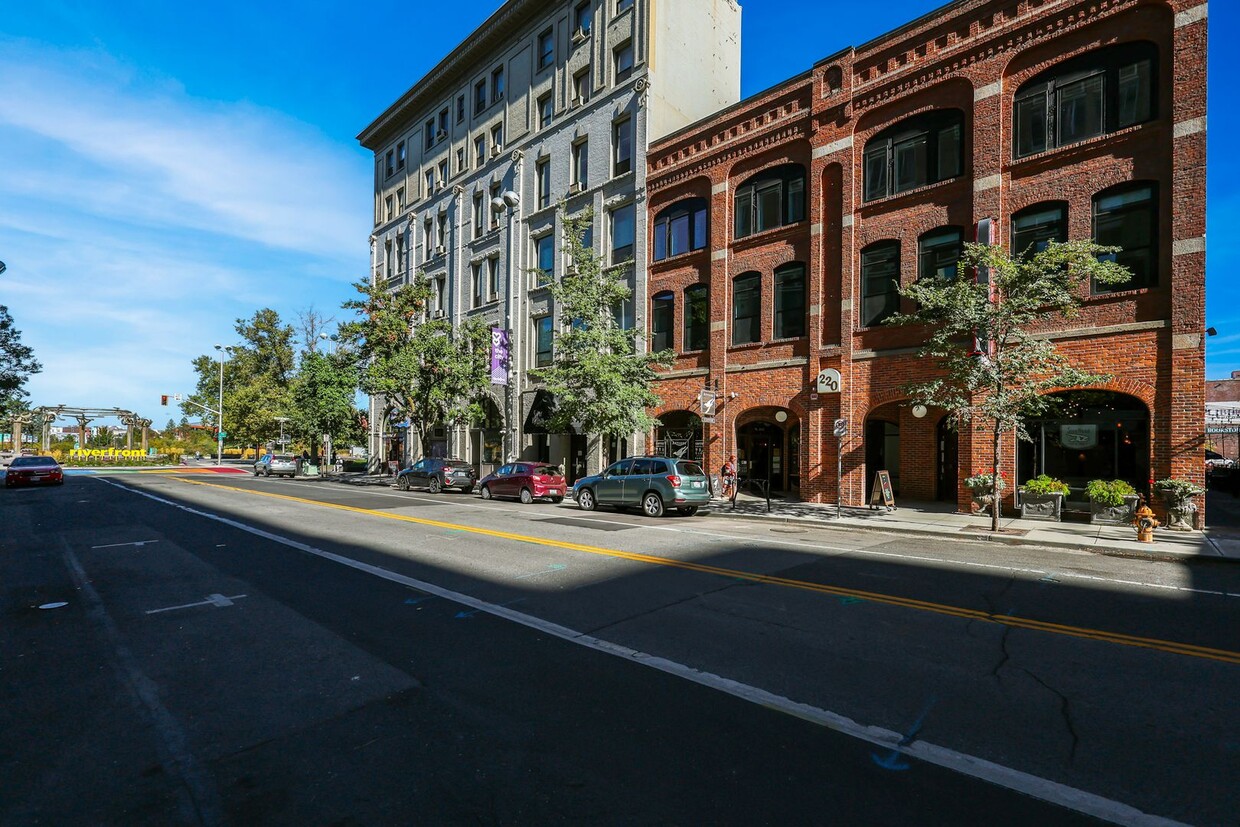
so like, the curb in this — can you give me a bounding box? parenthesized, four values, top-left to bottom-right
(699, 507, 1237, 566)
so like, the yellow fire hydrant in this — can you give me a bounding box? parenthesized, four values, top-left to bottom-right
(1133, 503, 1160, 543)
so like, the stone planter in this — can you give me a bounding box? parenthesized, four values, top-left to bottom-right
(1089, 494, 1141, 526)
(969, 489, 1000, 515)
(1019, 491, 1064, 522)
(1160, 493, 1198, 532)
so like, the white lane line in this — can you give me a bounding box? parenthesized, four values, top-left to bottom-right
(90, 539, 159, 549)
(145, 593, 248, 615)
(103, 476, 1188, 826)
(60, 536, 223, 825)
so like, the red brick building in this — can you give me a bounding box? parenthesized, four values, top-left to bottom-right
(645, 0, 1207, 516)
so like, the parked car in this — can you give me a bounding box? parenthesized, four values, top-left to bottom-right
(478, 463, 566, 503)
(254, 453, 298, 477)
(572, 456, 711, 517)
(1206, 449, 1232, 469)
(396, 457, 476, 493)
(4, 455, 65, 488)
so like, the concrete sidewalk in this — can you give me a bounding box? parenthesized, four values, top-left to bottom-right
(319, 471, 1237, 564)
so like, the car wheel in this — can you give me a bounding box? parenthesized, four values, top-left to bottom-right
(253, 468, 260, 476)
(519, 487, 533, 504)
(265, 468, 272, 477)
(550, 496, 563, 504)
(677, 506, 699, 516)
(577, 488, 596, 511)
(642, 492, 665, 518)
(429, 477, 442, 494)
(397, 475, 410, 491)
(480, 485, 492, 500)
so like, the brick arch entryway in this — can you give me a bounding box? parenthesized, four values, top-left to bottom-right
(735, 406, 801, 495)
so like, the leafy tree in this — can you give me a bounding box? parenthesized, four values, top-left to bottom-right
(290, 350, 359, 460)
(185, 309, 296, 452)
(890, 240, 1131, 531)
(341, 272, 491, 456)
(533, 212, 674, 446)
(0, 305, 41, 416)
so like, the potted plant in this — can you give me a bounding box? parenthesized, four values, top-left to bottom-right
(1153, 478, 1205, 531)
(1018, 474, 1069, 521)
(1085, 479, 1140, 525)
(964, 471, 1006, 516)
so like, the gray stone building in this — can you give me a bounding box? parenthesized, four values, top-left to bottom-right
(358, 0, 740, 480)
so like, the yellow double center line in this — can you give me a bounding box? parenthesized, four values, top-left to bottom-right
(174, 477, 1240, 665)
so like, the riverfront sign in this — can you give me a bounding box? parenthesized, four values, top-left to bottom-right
(69, 448, 154, 459)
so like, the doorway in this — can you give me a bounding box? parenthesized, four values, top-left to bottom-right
(865, 418, 899, 498)
(936, 416, 958, 501)
(737, 421, 785, 493)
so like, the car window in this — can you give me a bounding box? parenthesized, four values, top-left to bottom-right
(514, 464, 530, 475)
(533, 466, 560, 477)
(412, 460, 428, 471)
(631, 459, 659, 476)
(675, 461, 705, 476)
(605, 460, 633, 477)
(497, 464, 511, 476)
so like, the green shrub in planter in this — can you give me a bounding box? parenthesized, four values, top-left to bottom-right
(1022, 474, 1069, 496)
(1085, 479, 1136, 507)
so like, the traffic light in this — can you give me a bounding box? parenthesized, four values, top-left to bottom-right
(161, 395, 168, 406)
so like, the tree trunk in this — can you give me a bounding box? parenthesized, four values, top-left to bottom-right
(991, 419, 1001, 533)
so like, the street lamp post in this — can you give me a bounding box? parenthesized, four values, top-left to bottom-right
(213, 344, 226, 465)
(275, 416, 289, 453)
(490, 189, 520, 463)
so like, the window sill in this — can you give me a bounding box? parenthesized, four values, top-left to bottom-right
(728, 340, 766, 352)
(1088, 283, 1155, 300)
(1010, 121, 1157, 168)
(652, 247, 709, 266)
(731, 221, 807, 250)
(860, 175, 965, 210)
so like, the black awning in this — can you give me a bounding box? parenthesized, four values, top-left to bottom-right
(523, 389, 576, 434)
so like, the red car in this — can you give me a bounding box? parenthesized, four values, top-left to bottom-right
(5, 455, 65, 487)
(478, 463, 566, 504)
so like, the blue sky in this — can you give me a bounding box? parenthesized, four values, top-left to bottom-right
(0, 1, 1233, 428)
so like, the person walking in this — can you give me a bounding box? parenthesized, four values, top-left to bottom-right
(720, 455, 737, 506)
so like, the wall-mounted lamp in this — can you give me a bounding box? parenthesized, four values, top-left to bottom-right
(1207, 327, 1218, 337)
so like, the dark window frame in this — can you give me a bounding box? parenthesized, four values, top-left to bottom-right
(860, 241, 901, 328)
(917, 227, 964, 282)
(538, 28, 555, 69)
(651, 291, 675, 353)
(535, 233, 555, 286)
(1013, 41, 1158, 159)
(863, 109, 964, 202)
(683, 284, 709, 352)
(615, 40, 634, 83)
(732, 272, 762, 345)
(773, 262, 806, 340)
(1092, 181, 1158, 293)
(534, 316, 554, 367)
(1010, 201, 1069, 258)
(653, 198, 708, 261)
(536, 157, 551, 209)
(613, 116, 633, 176)
(610, 202, 635, 263)
(734, 164, 806, 239)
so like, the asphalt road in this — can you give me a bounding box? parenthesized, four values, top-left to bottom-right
(3, 472, 1237, 825)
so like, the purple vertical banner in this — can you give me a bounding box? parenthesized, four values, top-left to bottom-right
(490, 326, 509, 385)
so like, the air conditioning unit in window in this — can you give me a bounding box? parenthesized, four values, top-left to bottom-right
(434, 245, 446, 257)
(572, 26, 588, 44)
(488, 292, 499, 302)
(491, 143, 503, 155)
(433, 309, 445, 319)
(568, 182, 584, 195)
(436, 129, 447, 142)
(569, 96, 581, 109)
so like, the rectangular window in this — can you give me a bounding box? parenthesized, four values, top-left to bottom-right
(861, 243, 901, 327)
(472, 261, 484, 307)
(535, 316, 554, 367)
(538, 28, 555, 69)
(613, 117, 632, 176)
(1117, 59, 1153, 128)
(538, 93, 553, 129)
(438, 160, 448, 186)
(438, 108, 449, 137)
(536, 157, 551, 209)
(491, 124, 503, 151)
(1011, 205, 1067, 257)
(774, 265, 806, 339)
(684, 285, 709, 351)
(488, 256, 500, 297)
(475, 135, 486, 167)
(437, 215, 446, 248)
(754, 180, 782, 234)
(475, 80, 487, 114)
(572, 139, 588, 185)
(397, 141, 406, 170)
(456, 147, 465, 174)
(385, 150, 394, 177)
(395, 235, 405, 275)
(396, 186, 405, 212)
(457, 94, 465, 124)
(473, 192, 483, 238)
(863, 143, 889, 202)
(491, 66, 505, 101)
(1056, 72, 1105, 146)
(918, 229, 963, 281)
(574, 68, 591, 105)
(423, 218, 433, 259)
(424, 118, 435, 150)
(384, 195, 393, 221)
(575, 1, 594, 35)
(1093, 184, 1156, 292)
(893, 133, 928, 193)
(535, 234, 554, 285)
(424, 170, 435, 195)
(615, 41, 634, 83)
(651, 293, 674, 352)
(936, 123, 962, 181)
(610, 203, 635, 263)
(617, 0, 633, 10)
(732, 275, 761, 345)
(1015, 92, 1048, 157)
(734, 189, 752, 239)
(489, 183, 501, 230)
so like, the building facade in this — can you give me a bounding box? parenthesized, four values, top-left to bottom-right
(358, 0, 740, 480)
(645, 0, 1207, 517)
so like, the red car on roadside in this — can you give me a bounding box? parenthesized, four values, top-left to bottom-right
(478, 462, 567, 504)
(4, 455, 65, 488)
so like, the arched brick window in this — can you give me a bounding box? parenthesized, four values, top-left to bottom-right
(864, 110, 964, 201)
(1092, 181, 1158, 293)
(653, 198, 708, 261)
(734, 164, 805, 239)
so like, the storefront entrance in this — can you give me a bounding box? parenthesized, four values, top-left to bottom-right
(865, 418, 900, 498)
(655, 410, 703, 463)
(937, 416, 958, 502)
(736, 416, 798, 495)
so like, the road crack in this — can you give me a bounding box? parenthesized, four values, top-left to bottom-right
(1020, 667, 1080, 765)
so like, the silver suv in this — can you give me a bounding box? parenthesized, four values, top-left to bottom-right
(572, 457, 711, 517)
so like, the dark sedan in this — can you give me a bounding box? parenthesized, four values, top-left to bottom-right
(478, 463, 567, 503)
(4, 455, 65, 488)
(396, 457, 476, 494)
